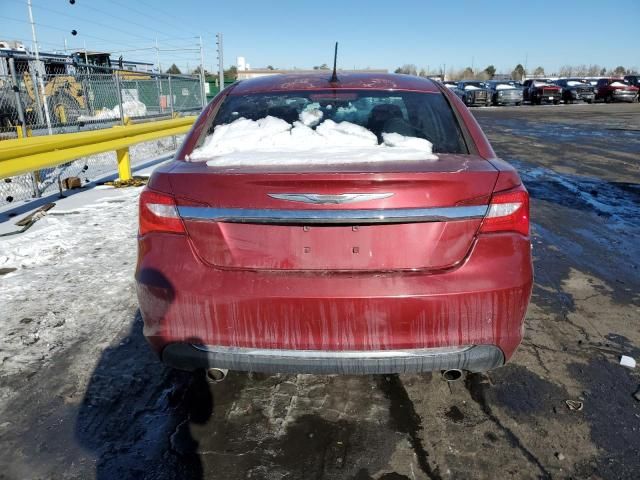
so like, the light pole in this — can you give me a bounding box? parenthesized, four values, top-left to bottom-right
(216, 33, 224, 94)
(198, 35, 206, 107)
(27, 0, 53, 134)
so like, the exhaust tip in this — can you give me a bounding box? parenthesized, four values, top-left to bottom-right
(205, 367, 228, 383)
(441, 369, 464, 382)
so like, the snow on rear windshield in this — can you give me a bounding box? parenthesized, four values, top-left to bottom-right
(496, 84, 515, 90)
(611, 81, 628, 87)
(188, 91, 468, 166)
(567, 80, 586, 86)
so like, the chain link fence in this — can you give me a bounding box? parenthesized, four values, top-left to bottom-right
(0, 51, 203, 206)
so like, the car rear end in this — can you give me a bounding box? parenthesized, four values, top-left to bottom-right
(464, 87, 491, 106)
(539, 85, 562, 104)
(135, 75, 533, 375)
(610, 82, 638, 102)
(495, 88, 523, 105)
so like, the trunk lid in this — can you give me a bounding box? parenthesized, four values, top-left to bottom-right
(168, 155, 498, 271)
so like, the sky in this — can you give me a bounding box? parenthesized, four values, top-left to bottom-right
(2, 0, 639, 75)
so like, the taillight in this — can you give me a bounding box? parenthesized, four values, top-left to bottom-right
(139, 188, 185, 236)
(479, 185, 529, 236)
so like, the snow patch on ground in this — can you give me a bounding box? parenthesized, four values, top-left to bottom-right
(78, 99, 147, 121)
(188, 116, 438, 166)
(0, 187, 142, 393)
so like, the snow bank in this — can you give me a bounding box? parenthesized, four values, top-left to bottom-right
(496, 84, 515, 90)
(78, 99, 147, 121)
(188, 115, 438, 166)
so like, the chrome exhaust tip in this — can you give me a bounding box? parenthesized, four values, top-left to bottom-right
(205, 367, 228, 383)
(441, 369, 465, 382)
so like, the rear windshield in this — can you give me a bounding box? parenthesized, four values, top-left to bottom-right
(201, 90, 468, 156)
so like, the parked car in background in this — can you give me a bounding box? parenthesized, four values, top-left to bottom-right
(594, 78, 639, 103)
(623, 75, 640, 101)
(554, 78, 595, 104)
(136, 73, 532, 378)
(486, 80, 523, 106)
(454, 81, 492, 106)
(522, 79, 562, 105)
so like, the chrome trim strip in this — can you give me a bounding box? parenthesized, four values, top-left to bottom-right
(268, 192, 394, 205)
(177, 205, 487, 224)
(191, 344, 472, 359)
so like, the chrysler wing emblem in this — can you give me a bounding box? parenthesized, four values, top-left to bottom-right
(268, 193, 394, 205)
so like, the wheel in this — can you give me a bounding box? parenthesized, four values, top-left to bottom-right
(535, 96, 542, 105)
(604, 93, 612, 104)
(515, 102, 521, 106)
(586, 99, 593, 104)
(49, 92, 82, 124)
(553, 99, 560, 105)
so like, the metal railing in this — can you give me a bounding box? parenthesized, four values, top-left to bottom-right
(0, 115, 195, 203)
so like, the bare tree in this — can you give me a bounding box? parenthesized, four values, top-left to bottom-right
(394, 64, 418, 76)
(533, 66, 545, 76)
(462, 67, 474, 79)
(483, 65, 496, 79)
(511, 64, 525, 81)
(613, 66, 626, 76)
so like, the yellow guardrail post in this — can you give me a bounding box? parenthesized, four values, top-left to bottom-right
(116, 147, 132, 181)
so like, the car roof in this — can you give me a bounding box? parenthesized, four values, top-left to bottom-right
(229, 73, 441, 95)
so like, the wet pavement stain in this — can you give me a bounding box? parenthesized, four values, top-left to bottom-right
(465, 371, 553, 479)
(376, 375, 442, 480)
(444, 406, 465, 424)
(567, 358, 640, 480)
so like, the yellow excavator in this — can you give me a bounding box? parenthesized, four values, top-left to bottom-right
(1, 49, 153, 129)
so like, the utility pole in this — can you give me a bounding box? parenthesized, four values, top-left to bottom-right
(198, 35, 206, 107)
(216, 33, 224, 94)
(156, 38, 164, 111)
(155, 38, 161, 73)
(27, 0, 53, 135)
(64, 37, 68, 53)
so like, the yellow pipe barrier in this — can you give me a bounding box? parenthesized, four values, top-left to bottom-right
(0, 116, 196, 162)
(0, 116, 196, 180)
(116, 148, 132, 181)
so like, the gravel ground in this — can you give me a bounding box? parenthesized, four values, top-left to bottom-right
(0, 103, 638, 480)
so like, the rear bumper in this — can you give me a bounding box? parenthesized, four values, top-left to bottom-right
(136, 232, 532, 374)
(162, 343, 504, 374)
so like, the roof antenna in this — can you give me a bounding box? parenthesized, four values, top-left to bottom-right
(329, 42, 339, 83)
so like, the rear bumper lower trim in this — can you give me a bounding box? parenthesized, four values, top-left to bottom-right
(176, 205, 488, 225)
(161, 343, 505, 374)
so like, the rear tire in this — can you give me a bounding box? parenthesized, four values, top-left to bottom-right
(49, 92, 82, 124)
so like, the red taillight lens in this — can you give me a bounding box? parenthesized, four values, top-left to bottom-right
(139, 188, 185, 236)
(479, 185, 530, 236)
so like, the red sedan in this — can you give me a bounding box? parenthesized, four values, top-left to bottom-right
(136, 73, 532, 378)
